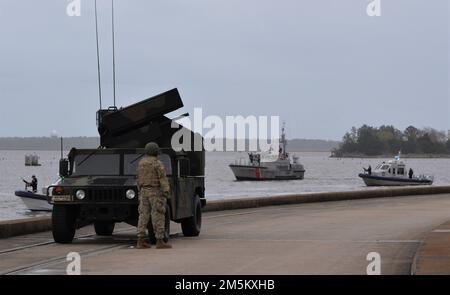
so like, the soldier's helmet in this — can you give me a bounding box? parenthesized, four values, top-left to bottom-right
(145, 142, 160, 156)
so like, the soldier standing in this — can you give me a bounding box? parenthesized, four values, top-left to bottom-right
(136, 142, 172, 249)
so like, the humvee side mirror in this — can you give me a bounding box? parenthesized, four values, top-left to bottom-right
(178, 158, 190, 177)
(59, 159, 69, 177)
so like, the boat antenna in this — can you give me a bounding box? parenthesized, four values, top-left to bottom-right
(60, 137, 64, 159)
(111, 0, 117, 107)
(280, 122, 287, 158)
(94, 0, 103, 109)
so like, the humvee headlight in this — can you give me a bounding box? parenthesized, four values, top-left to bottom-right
(75, 190, 86, 200)
(126, 189, 136, 200)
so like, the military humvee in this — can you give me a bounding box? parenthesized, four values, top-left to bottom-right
(48, 89, 205, 243)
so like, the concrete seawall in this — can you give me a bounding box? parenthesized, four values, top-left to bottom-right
(2, 185, 450, 239)
(0, 216, 52, 239)
(203, 185, 450, 212)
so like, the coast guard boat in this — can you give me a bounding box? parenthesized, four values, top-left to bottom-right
(229, 124, 305, 181)
(358, 153, 433, 186)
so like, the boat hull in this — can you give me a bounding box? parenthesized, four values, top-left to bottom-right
(229, 164, 305, 181)
(358, 174, 433, 187)
(14, 190, 52, 211)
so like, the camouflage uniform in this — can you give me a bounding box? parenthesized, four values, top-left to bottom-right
(136, 155, 170, 240)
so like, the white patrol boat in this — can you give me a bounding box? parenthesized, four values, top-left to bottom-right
(358, 154, 433, 186)
(229, 124, 305, 181)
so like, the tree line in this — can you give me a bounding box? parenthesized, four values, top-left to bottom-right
(332, 125, 450, 157)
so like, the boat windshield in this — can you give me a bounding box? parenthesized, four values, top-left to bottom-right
(380, 164, 390, 170)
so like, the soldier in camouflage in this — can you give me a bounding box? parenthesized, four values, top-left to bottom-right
(136, 142, 172, 249)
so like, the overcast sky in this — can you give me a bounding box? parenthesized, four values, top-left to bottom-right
(0, 0, 449, 140)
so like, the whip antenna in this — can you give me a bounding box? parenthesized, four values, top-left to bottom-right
(94, 0, 102, 109)
(111, 0, 117, 107)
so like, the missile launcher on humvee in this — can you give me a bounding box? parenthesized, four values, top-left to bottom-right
(48, 89, 205, 244)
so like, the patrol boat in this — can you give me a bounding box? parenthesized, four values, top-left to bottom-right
(14, 178, 61, 211)
(358, 154, 433, 186)
(229, 124, 305, 181)
(15, 190, 52, 211)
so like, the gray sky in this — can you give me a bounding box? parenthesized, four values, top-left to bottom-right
(0, 0, 449, 140)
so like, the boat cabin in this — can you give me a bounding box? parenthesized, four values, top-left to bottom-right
(373, 160, 407, 177)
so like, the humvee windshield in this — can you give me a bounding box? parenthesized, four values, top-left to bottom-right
(73, 154, 120, 176)
(124, 153, 172, 175)
(72, 153, 172, 176)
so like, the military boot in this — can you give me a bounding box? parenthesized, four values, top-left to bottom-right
(136, 238, 151, 249)
(156, 239, 172, 249)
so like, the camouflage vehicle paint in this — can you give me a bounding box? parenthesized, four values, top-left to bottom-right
(49, 89, 205, 244)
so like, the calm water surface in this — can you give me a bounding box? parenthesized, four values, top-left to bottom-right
(1, 150, 449, 221)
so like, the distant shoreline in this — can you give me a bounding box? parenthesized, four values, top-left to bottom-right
(0, 137, 100, 151)
(0, 137, 340, 152)
(330, 153, 450, 159)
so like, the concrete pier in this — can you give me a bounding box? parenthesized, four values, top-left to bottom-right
(2, 185, 450, 238)
(412, 220, 450, 275)
(1, 192, 450, 275)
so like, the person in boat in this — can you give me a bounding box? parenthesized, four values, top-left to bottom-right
(249, 153, 254, 165)
(23, 175, 38, 193)
(409, 168, 414, 179)
(363, 165, 372, 175)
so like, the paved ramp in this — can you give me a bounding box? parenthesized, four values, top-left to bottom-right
(1, 193, 450, 275)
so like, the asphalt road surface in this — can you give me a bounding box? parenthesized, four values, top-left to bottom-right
(1, 193, 450, 275)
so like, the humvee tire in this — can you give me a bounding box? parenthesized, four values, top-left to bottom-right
(52, 205, 76, 244)
(147, 203, 171, 244)
(181, 195, 202, 237)
(94, 221, 115, 236)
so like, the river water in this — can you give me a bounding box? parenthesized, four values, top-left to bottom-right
(1, 150, 449, 221)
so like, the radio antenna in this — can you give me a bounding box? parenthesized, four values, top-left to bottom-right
(94, 0, 102, 109)
(60, 137, 63, 159)
(111, 0, 117, 107)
